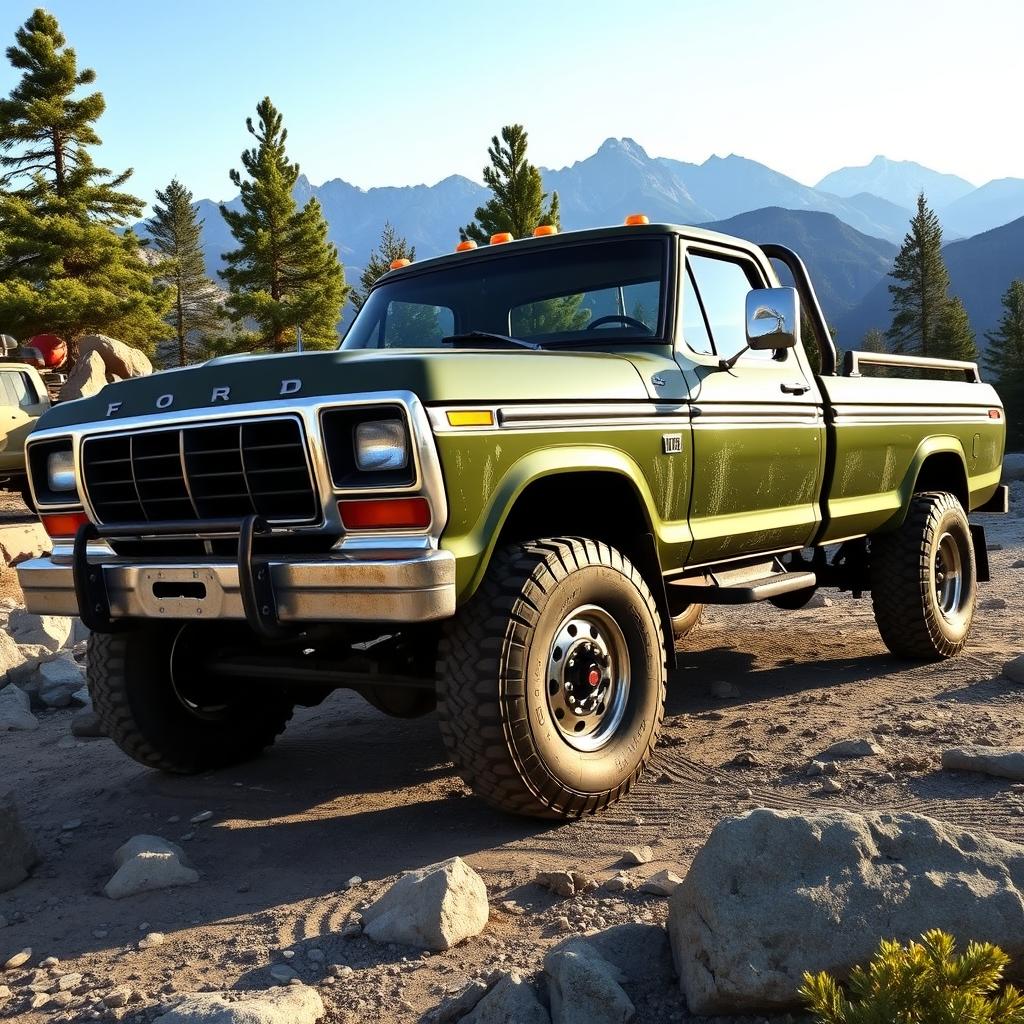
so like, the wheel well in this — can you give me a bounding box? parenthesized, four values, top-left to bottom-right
(497, 471, 653, 563)
(913, 452, 969, 508)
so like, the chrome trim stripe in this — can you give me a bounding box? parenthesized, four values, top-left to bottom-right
(430, 402, 693, 434)
(25, 390, 449, 548)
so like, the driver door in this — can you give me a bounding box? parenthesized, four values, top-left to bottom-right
(674, 245, 825, 564)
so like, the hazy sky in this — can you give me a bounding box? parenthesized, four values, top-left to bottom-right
(1, 0, 1019, 205)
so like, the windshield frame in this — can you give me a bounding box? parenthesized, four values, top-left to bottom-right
(340, 233, 675, 351)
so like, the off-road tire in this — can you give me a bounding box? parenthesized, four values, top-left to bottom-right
(870, 491, 977, 661)
(669, 601, 703, 640)
(88, 626, 294, 773)
(436, 537, 666, 819)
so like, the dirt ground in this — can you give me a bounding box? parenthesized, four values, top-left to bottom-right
(1, 484, 1022, 1023)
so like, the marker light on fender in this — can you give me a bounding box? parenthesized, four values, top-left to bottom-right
(40, 511, 89, 539)
(339, 497, 431, 530)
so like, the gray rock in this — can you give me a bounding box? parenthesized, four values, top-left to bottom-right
(153, 986, 324, 1023)
(71, 709, 105, 738)
(710, 680, 738, 699)
(268, 965, 297, 984)
(362, 856, 488, 951)
(7, 610, 72, 653)
(536, 870, 597, 898)
(0, 525, 49, 568)
(78, 335, 153, 381)
(817, 738, 883, 760)
(462, 973, 550, 1024)
(982, 597, 1009, 610)
(3, 948, 30, 970)
(804, 592, 833, 608)
(553, 925, 672, 990)
(621, 846, 652, 866)
(0, 632, 25, 680)
(0, 791, 39, 892)
(104, 835, 199, 900)
(0, 684, 37, 732)
(544, 942, 634, 1024)
(942, 746, 1024, 781)
(433, 978, 490, 1022)
(1003, 656, 1024, 685)
(669, 808, 1024, 1014)
(640, 869, 683, 897)
(61, 349, 107, 401)
(36, 655, 86, 708)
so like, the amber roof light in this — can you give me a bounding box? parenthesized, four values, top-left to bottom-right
(455, 240, 477, 252)
(533, 225, 558, 237)
(389, 258, 411, 270)
(489, 232, 513, 245)
(624, 213, 650, 225)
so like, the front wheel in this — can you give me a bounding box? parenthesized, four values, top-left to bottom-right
(88, 624, 294, 773)
(870, 491, 977, 660)
(436, 538, 666, 819)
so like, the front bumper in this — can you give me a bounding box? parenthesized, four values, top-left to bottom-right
(18, 547, 456, 624)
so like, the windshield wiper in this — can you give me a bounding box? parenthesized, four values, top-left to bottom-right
(442, 331, 542, 351)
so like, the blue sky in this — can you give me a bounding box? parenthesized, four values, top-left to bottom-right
(0, 0, 1019, 206)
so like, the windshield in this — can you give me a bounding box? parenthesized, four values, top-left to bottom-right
(342, 237, 668, 350)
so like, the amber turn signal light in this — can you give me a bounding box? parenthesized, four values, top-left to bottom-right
(455, 240, 477, 252)
(989, 409, 1002, 419)
(624, 213, 650, 225)
(446, 409, 495, 427)
(339, 497, 431, 530)
(533, 225, 558, 237)
(40, 511, 89, 539)
(489, 232, 513, 245)
(389, 258, 411, 270)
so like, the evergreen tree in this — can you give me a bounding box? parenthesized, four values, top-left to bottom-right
(887, 193, 950, 356)
(0, 9, 169, 350)
(984, 280, 1024, 382)
(861, 328, 888, 353)
(220, 97, 347, 352)
(932, 295, 979, 361)
(461, 124, 559, 243)
(147, 179, 222, 365)
(350, 222, 415, 310)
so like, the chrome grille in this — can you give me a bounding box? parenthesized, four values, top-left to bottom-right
(82, 418, 319, 526)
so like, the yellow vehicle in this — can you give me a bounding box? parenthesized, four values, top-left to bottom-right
(0, 361, 51, 507)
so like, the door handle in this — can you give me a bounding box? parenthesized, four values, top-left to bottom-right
(780, 382, 810, 395)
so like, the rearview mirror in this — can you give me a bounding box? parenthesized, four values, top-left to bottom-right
(745, 288, 800, 351)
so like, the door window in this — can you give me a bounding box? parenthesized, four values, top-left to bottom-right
(684, 253, 776, 363)
(1, 371, 38, 408)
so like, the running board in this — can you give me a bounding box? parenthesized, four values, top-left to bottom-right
(668, 558, 817, 605)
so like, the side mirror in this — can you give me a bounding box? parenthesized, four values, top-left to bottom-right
(745, 287, 800, 351)
(0, 334, 17, 355)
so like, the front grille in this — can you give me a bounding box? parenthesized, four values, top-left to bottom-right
(82, 418, 319, 526)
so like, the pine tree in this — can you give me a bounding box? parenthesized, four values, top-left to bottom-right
(984, 281, 1024, 382)
(932, 295, 979, 361)
(220, 97, 347, 352)
(461, 124, 559, 243)
(861, 328, 888, 353)
(147, 179, 223, 365)
(887, 193, 950, 356)
(0, 9, 169, 350)
(350, 222, 415, 311)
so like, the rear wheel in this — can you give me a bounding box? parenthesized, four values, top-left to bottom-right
(669, 600, 703, 640)
(88, 624, 294, 773)
(870, 491, 977, 660)
(436, 537, 666, 818)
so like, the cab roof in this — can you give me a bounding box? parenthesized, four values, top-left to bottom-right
(377, 221, 766, 284)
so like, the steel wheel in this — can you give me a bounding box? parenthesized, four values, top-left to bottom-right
(545, 604, 630, 752)
(933, 531, 964, 620)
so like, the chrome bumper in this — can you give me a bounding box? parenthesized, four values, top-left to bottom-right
(17, 549, 456, 624)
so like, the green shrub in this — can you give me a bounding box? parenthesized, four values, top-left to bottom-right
(800, 930, 1024, 1024)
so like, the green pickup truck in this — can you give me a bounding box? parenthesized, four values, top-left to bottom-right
(18, 221, 1008, 818)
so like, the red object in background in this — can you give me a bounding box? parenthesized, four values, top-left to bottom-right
(26, 334, 68, 369)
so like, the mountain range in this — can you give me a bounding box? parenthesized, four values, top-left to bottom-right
(142, 139, 1024, 352)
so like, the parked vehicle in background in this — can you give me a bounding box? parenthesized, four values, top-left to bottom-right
(0, 359, 51, 507)
(16, 219, 1009, 820)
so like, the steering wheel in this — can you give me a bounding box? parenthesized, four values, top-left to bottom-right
(586, 314, 652, 332)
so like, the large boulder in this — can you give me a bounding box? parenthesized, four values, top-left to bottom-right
(0, 790, 39, 892)
(61, 349, 107, 401)
(462, 973, 550, 1024)
(35, 653, 86, 708)
(153, 986, 324, 1024)
(362, 856, 489, 951)
(104, 835, 199, 900)
(669, 808, 1024, 1015)
(0, 684, 37, 731)
(0, 524, 50, 567)
(544, 941, 634, 1024)
(78, 334, 152, 380)
(7, 610, 73, 653)
(942, 747, 1024, 781)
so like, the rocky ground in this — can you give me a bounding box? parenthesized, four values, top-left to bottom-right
(0, 481, 1022, 1024)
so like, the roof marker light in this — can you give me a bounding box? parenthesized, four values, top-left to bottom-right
(533, 224, 558, 237)
(489, 232, 513, 245)
(389, 258, 411, 270)
(455, 240, 477, 252)
(624, 213, 650, 225)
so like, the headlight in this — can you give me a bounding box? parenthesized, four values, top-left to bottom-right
(46, 450, 76, 492)
(354, 419, 408, 472)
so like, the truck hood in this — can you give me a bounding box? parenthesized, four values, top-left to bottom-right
(37, 347, 659, 431)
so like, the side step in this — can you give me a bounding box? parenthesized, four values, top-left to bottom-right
(668, 558, 817, 605)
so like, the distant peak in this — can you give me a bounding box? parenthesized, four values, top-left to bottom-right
(597, 137, 649, 160)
